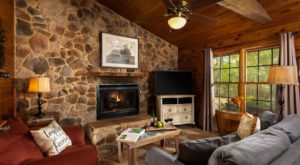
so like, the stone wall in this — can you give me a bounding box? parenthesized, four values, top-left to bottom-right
(15, 0, 178, 124)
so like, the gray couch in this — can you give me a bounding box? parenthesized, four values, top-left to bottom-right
(145, 113, 300, 165)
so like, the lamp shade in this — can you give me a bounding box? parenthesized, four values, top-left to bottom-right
(267, 66, 299, 85)
(28, 77, 51, 92)
(168, 16, 187, 30)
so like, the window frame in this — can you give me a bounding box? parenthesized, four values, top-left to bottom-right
(213, 53, 240, 112)
(213, 46, 280, 114)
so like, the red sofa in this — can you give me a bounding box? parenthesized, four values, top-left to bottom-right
(0, 117, 99, 165)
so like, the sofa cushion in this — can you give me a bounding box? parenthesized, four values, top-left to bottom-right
(259, 111, 277, 130)
(178, 136, 226, 165)
(30, 120, 72, 156)
(0, 118, 43, 165)
(237, 114, 257, 139)
(270, 137, 300, 165)
(270, 115, 300, 143)
(209, 128, 291, 165)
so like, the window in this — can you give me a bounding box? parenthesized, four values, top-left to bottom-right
(213, 47, 280, 115)
(213, 54, 240, 112)
(246, 47, 279, 114)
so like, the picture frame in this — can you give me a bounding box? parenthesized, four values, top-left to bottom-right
(100, 32, 139, 69)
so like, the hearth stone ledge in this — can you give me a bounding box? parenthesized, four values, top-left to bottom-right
(86, 114, 151, 145)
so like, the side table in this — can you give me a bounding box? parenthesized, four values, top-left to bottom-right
(27, 112, 59, 130)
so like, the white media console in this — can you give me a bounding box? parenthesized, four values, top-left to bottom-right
(156, 95, 195, 125)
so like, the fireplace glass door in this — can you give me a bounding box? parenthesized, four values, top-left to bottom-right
(97, 84, 139, 120)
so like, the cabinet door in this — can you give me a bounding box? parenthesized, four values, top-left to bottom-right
(177, 114, 192, 123)
(162, 105, 177, 113)
(178, 104, 192, 113)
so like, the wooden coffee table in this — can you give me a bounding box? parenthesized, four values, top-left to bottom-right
(117, 129, 181, 165)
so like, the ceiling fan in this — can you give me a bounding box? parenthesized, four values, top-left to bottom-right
(161, 0, 273, 30)
(161, 0, 219, 30)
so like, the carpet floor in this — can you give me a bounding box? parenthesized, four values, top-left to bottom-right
(97, 125, 219, 165)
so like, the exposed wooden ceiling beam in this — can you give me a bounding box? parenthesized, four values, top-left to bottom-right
(217, 0, 273, 24)
(189, 0, 222, 10)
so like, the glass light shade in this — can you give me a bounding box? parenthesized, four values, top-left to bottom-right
(168, 16, 187, 30)
(267, 66, 299, 85)
(28, 77, 51, 92)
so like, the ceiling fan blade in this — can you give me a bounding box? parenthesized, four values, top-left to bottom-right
(190, 13, 217, 25)
(161, 0, 177, 9)
(189, 0, 222, 10)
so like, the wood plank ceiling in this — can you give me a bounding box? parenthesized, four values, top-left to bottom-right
(99, 0, 300, 54)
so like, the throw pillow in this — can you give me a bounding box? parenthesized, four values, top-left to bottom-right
(30, 120, 72, 156)
(237, 114, 257, 139)
(247, 113, 261, 134)
(253, 117, 261, 134)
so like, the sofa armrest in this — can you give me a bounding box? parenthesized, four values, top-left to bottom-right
(63, 125, 85, 145)
(21, 145, 98, 165)
(145, 147, 184, 165)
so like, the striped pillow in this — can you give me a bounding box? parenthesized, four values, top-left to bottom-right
(237, 114, 257, 139)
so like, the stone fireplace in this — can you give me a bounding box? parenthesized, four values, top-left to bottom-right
(97, 84, 139, 120)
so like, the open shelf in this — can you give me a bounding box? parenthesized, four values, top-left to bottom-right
(89, 71, 144, 77)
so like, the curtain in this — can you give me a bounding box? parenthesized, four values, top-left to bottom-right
(201, 48, 217, 131)
(279, 32, 300, 116)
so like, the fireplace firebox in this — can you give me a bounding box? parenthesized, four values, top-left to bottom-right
(97, 84, 139, 120)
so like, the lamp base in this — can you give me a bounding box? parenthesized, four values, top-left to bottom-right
(278, 85, 285, 122)
(35, 92, 45, 118)
(34, 110, 45, 118)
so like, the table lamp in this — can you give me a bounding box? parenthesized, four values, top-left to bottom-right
(28, 77, 50, 118)
(267, 66, 299, 121)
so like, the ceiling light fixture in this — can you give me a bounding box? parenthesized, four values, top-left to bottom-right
(167, 12, 187, 30)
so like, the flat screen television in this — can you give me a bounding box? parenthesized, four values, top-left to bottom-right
(154, 71, 193, 94)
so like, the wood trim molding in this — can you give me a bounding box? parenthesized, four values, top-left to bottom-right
(213, 36, 280, 56)
(89, 71, 144, 77)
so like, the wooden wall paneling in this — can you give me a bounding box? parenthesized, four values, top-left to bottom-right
(0, 0, 15, 119)
(178, 51, 205, 127)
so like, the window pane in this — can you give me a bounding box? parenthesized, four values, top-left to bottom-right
(221, 69, 229, 82)
(213, 57, 221, 68)
(258, 101, 271, 111)
(230, 68, 239, 82)
(220, 84, 228, 97)
(220, 98, 229, 110)
(247, 51, 258, 66)
(246, 84, 257, 100)
(273, 48, 280, 65)
(214, 97, 220, 110)
(230, 54, 239, 67)
(214, 69, 221, 82)
(258, 84, 271, 101)
(246, 99, 257, 114)
(214, 84, 220, 97)
(221, 56, 229, 68)
(228, 101, 239, 112)
(229, 84, 238, 98)
(247, 67, 258, 82)
(259, 49, 272, 65)
(259, 66, 269, 82)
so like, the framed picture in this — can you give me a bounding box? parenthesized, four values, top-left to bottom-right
(101, 32, 139, 68)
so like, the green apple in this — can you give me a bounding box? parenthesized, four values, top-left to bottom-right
(161, 121, 166, 127)
(157, 121, 163, 128)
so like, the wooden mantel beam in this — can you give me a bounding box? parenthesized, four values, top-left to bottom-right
(217, 0, 273, 24)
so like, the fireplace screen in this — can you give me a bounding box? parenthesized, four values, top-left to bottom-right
(97, 84, 139, 120)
